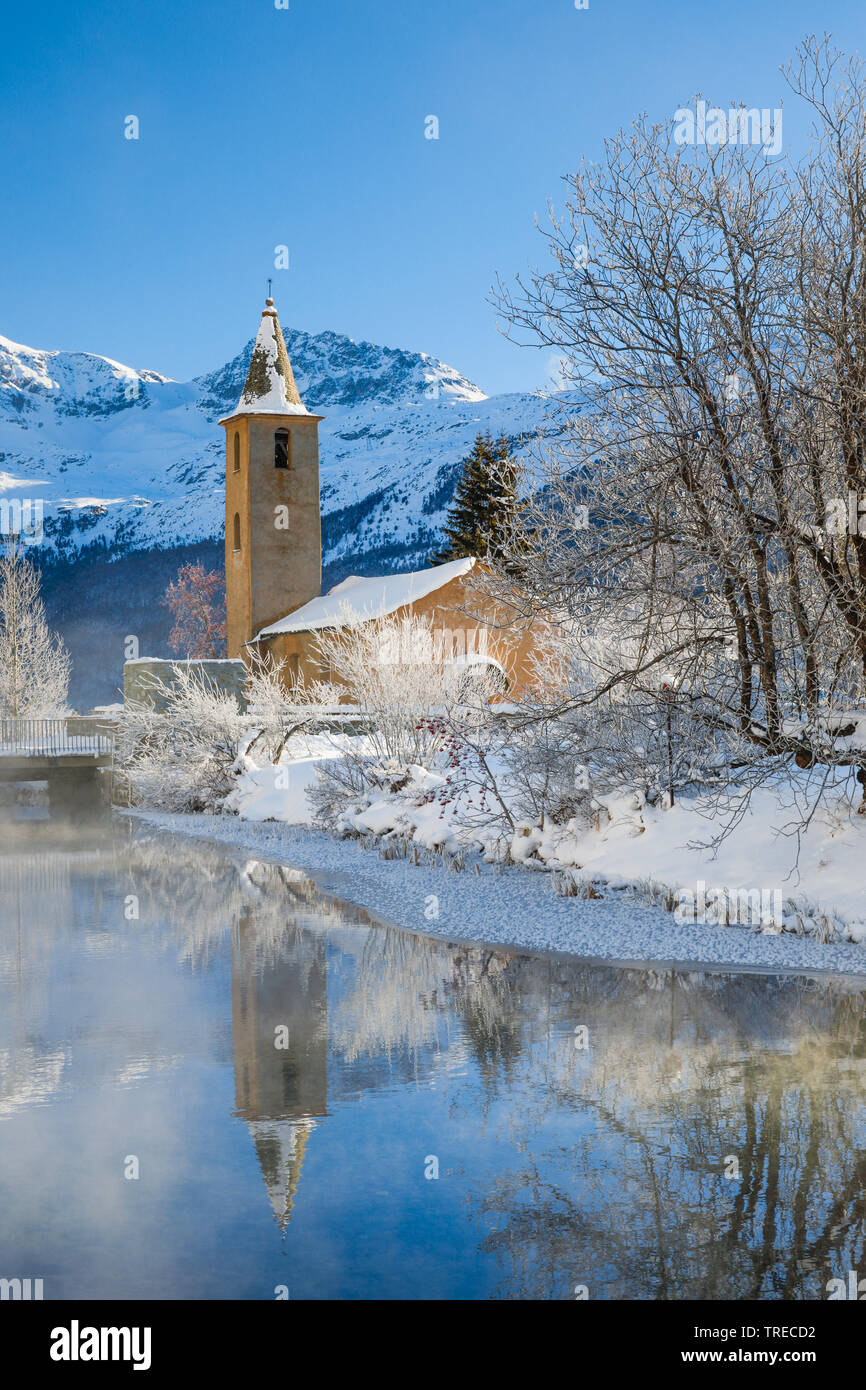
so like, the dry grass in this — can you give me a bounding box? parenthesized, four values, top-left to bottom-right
(553, 871, 604, 899)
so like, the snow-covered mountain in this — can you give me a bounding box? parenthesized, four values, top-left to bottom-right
(0, 325, 558, 571)
(0, 322, 561, 706)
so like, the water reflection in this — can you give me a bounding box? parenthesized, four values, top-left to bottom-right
(454, 966, 866, 1299)
(0, 821, 865, 1299)
(232, 898, 327, 1233)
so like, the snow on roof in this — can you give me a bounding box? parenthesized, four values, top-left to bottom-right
(220, 301, 310, 419)
(254, 557, 477, 638)
(123, 657, 244, 666)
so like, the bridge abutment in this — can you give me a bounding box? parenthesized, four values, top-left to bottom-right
(46, 769, 105, 820)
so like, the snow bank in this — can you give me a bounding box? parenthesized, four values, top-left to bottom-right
(221, 739, 866, 958)
(223, 732, 350, 824)
(555, 788, 866, 943)
(336, 780, 866, 946)
(224, 756, 323, 824)
(126, 810, 866, 978)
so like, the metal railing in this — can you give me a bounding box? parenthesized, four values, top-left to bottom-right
(0, 718, 114, 757)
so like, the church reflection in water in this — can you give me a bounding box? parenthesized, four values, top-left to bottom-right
(231, 901, 328, 1234)
(225, 859, 460, 1238)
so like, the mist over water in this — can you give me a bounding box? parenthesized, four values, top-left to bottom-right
(0, 819, 864, 1300)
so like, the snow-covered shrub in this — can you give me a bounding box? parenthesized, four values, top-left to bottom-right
(497, 708, 595, 829)
(116, 665, 246, 812)
(519, 611, 726, 811)
(306, 612, 599, 853)
(243, 649, 336, 763)
(306, 751, 379, 828)
(309, 612, 508, 825)
(313, 611, 495, 762)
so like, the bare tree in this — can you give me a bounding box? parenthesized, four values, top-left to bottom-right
(0, 542, 70, 717)
(489, 35, 866, 830)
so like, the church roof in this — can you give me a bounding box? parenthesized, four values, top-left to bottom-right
(223, 298, 310, 418)
(252, 557, 477, 639)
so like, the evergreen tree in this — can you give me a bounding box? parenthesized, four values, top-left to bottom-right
(435, 432, 521, 562)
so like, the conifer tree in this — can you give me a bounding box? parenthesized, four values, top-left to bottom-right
(435, 432, 521, 562)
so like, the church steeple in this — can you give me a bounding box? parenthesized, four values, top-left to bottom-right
(220, 297, 323, 657)
(235, 298, 308, 415)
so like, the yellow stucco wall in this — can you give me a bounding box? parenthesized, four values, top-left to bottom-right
(223, 412, 323, 657)
(244, 569, 546, 700)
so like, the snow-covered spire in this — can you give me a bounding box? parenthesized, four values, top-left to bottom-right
(234, 298, 309, 416)
(249, 1118, 316, 1235)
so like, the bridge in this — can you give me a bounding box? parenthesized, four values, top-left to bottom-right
(0, 718, 115, 816)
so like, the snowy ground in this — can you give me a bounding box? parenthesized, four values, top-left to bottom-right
(126, 809, 866, 978)
(222, 739, 866, 940)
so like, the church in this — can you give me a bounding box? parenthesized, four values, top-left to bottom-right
(219, 297, 541, 695)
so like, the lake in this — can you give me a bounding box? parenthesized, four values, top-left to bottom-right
(1, 818, 864, 1300)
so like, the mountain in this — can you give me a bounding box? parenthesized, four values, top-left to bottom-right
(0, 325, 561, 707)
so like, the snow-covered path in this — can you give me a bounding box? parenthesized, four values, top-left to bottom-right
(127, 811, 866, 978)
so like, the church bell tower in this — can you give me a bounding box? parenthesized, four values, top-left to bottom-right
(220, 298, 323, 657)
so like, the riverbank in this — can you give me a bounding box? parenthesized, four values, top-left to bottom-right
(126, 810, 866, 977)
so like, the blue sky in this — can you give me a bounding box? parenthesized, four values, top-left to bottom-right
(0, 0, 864, 395)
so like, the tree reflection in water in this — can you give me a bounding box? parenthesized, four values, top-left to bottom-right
(445, 964, 866, 1300)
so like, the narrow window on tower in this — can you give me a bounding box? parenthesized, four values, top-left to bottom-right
(274, 429, 291, 469)
(233, 512, 241, 552)
(233, 432, 240, 473)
